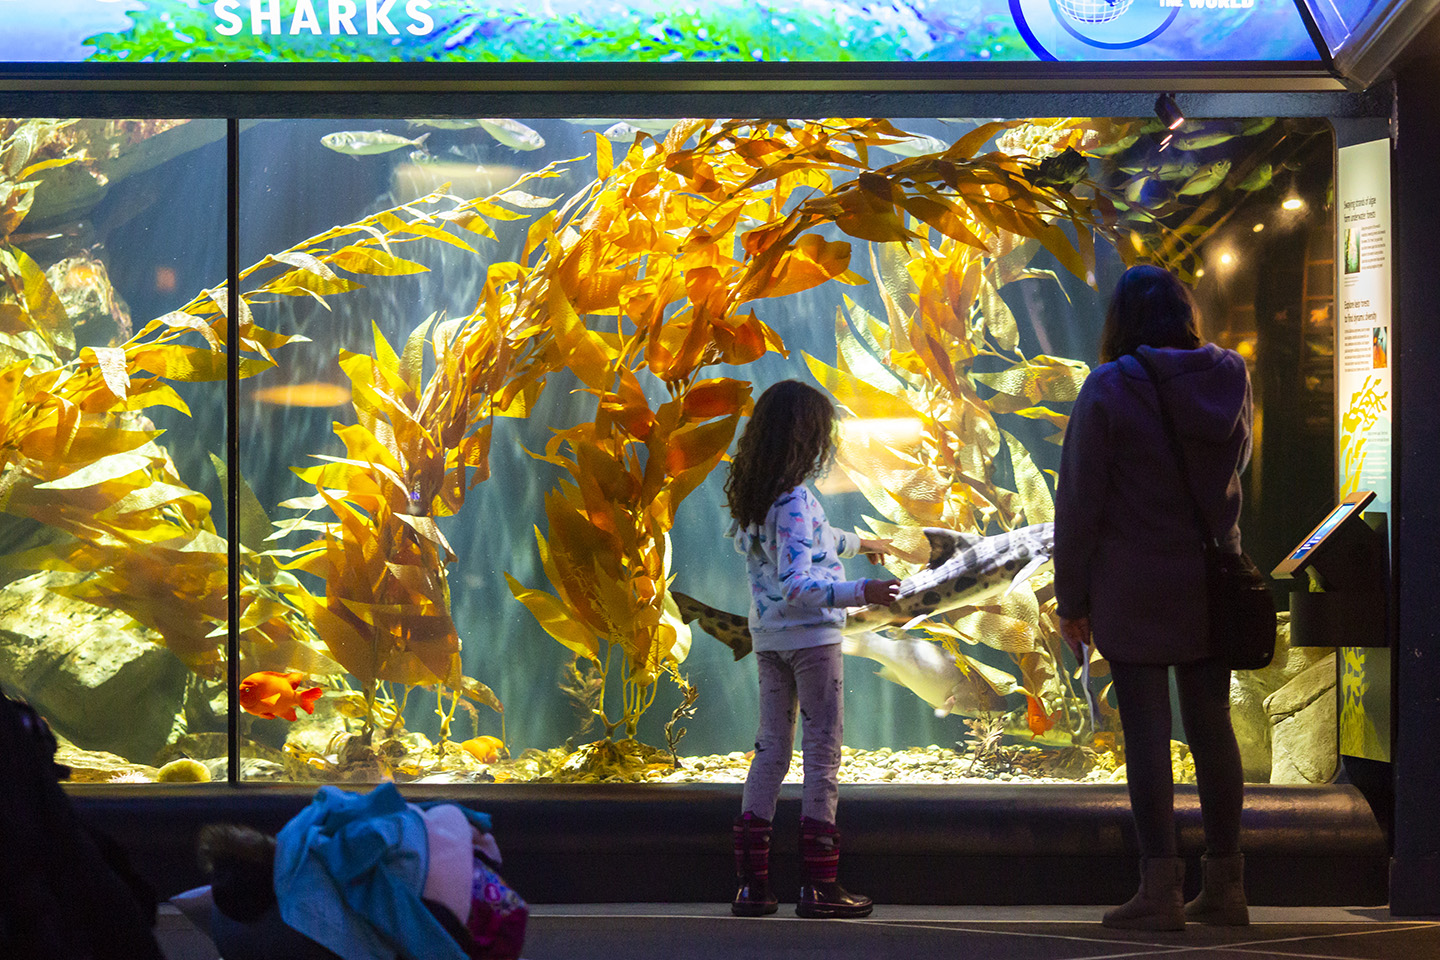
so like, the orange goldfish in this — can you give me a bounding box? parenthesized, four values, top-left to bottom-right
(461, 735, 505, 764)
(1025, 695, 1059, 739)
(238, 671, 322, 721)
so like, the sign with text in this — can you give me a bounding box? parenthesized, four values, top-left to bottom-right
(1, 0, 1320, 64)
(1335, 137, 1392, 764)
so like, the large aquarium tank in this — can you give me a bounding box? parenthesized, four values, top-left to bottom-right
(0, 115, 1339, 789)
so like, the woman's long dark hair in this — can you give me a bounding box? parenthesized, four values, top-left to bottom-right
(1099, 264, 1203, 363)
(724, 380, 837, 528)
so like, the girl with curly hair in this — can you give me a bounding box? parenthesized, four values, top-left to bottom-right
(723, 380, 899, 920)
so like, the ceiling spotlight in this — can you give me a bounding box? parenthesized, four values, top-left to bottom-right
(1282, 197, 1305, 211)
(1155, 92, 1185, 131)
(1252, 223, 1265, 232)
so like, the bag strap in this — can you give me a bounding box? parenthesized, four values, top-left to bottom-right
(1132, 350, 1221, 549)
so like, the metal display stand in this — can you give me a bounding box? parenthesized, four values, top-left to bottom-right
(1272, 491, 1389, 647)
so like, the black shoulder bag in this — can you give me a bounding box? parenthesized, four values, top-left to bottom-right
(1134, 352, 1277, 671)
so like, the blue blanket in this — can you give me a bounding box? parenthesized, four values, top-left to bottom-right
(274, 782, 492, 960)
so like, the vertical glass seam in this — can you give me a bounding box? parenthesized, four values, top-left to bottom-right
(226, 117, 240, 786)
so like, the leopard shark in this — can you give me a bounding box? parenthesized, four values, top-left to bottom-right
(671, 522, 1054, 662)
(671, 522, 1062, 732)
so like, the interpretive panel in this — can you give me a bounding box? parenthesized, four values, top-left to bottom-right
(1335, 137, 1392, 764)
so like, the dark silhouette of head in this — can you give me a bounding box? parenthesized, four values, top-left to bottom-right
(1099, 264, 1203, 364)
(197, 822, 278, 923)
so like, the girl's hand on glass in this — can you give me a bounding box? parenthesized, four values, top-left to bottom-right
(864, 578, 902, 605)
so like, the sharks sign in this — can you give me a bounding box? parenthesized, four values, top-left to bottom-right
(2, 0, 1320, 64)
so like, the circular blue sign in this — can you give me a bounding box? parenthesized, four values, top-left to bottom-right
(1011, 0, 1179, 59)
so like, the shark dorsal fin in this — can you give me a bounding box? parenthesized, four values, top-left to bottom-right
(921, 527, 985, 569)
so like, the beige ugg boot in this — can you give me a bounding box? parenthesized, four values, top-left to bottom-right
(1184, 853, 1249, 926)
(1102, 857, 1186, 931)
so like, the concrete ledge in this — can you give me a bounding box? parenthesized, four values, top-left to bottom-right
(70, 782, 1388, 906)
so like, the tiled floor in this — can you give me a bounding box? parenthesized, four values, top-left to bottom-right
(520, 905, 1440, 960)
(156, 903, 1440, 960)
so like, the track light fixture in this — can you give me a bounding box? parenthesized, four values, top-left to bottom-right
(1155, 92, 1185, 131)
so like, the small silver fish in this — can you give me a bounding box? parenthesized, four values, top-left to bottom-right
(617, 119, 680, 135)
(602, 122, 641, 142)
(407, 119, 489, 130)
(876, 133, 950, 158)
(322, 130, 430, 156)
(478, 118, 545, 151)
(568, 118, 678, 136)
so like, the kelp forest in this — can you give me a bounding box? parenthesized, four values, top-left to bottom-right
(0, 115, 1335, 786)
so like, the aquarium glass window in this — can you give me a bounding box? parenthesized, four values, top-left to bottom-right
(5, 0, 1321, 64)
(0, 118, 230, 784)
(198, 116, 1339, 789)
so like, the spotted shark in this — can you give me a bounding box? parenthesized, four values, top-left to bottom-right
(671, 522, 1055, 662)
(672, 522, 1087, 743)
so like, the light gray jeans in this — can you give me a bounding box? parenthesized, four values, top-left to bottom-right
(741, 642, 844, 824)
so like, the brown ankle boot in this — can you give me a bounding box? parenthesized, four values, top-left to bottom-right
(1102, 857, 1185, 931)
(1184, 853, 1249, 926)
(796, 817, 872, 919)
(731, 813, 778, 917)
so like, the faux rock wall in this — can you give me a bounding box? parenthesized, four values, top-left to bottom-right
(0, 570, 186, 763)
(1231, 613, 1338, 783)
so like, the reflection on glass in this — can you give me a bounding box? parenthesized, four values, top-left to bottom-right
(0, 116, 1337, 789)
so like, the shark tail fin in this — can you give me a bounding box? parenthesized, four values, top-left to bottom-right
(668, 590, 754, 661)
(921, 527, 985, 569)
(669, 589, 706, 624)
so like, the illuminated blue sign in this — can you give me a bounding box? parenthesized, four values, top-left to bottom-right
(0, 0, 1322, 63)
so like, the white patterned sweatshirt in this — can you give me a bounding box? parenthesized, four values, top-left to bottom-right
(729, 484, 871, 652)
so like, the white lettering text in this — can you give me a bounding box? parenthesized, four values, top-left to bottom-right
(329, 0, 359, 35)
(406, 0, 434, 35)
(214, 0, 243, 35)
(290, 0, 322, 34)
(251, 0, 282, 34)
(367, 0, 398, 34)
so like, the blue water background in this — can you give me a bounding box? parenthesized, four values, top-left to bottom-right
(217, 117, 1109, 757)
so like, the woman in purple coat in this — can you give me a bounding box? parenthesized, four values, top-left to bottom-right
(1055, 265, 1253, 931)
